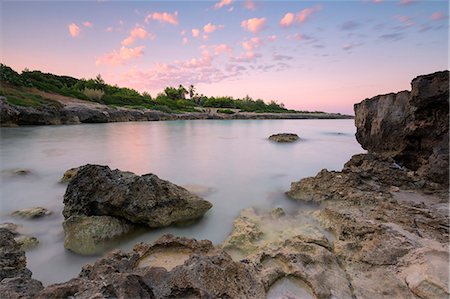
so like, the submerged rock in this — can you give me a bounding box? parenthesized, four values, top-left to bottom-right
(63, 215, 136, 255)
(0, 223, 40, 251)
(60, 167, 80, 183)
(11, 207, 52, 219)
(354, 70, 449, 185)
(268, 133, 300, 143)
(36, 235, 265, 299)
(221, 207, 331, 260)
(63, 164, 213, 228)
(14, 235, 39, 251)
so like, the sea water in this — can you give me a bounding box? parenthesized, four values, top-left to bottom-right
(0, 119, 363, 285)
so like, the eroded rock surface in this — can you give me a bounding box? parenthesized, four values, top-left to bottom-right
(354, 71, 449, 185)
(63, 165, 213, 227)
(36, 235, 265, 299)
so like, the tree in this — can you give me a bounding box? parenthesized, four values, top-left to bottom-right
(178, 84, 188, 100)
(188, 84, 196, 100)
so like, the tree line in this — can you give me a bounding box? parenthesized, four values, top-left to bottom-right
(0, 64, 307, 114)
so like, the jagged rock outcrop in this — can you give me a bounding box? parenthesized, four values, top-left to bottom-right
(0, 228, 43, 298)
(284, 152, 449, 298)
(354, 71, 449, 185)
(277, 71, 450, 299)
(63, 165, 213, 227)
(35, 235, 265, 299)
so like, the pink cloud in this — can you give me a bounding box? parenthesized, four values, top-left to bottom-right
(280, 6, 320, 27)
(297, 7, 319, 23)
(83, 21, 93, 28)
(243, 0, 256, 10)
(192, 29, 200, 38)
(68, 23, 80, 37)
(203, 23, 223, 34)
(122, 27, 155, 46)
(106, 27, 114, 32)
(182, 37, 189, 45)
(431, 12, 445, 21)
(394, 15, 415, 27)
(267, 35, 277, 42)
(399, 0, 413, 5)
(372, 0, 383, 3)
(145, 11, 179, 25)
(183, 54, 212, 68)
(96, 46, 145, 66)
(214, 0, 233, 9)
(280, 13, 295, 27)
(242, 37, 263, 51)
(286, 33, 304, 41)
(241, 18, 267, 33)
(212, 44, 233, 55)
(231, 51, 261, 63)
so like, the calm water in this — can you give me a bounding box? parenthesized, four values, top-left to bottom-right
(0, 119, 363, 285)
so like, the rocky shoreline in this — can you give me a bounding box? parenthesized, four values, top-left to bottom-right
(0, 96, 351, 127)
(0, 71, 448, 298)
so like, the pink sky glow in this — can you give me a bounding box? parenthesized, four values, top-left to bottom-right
(2, 1, 448, 114)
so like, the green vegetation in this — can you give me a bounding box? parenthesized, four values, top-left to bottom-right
(0, 87, 62, 108)
(1, 64, 318, 114)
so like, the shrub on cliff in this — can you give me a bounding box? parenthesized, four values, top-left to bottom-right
(83, 88, 105, 102)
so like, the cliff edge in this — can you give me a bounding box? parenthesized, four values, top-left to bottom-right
(354, 71, 449, 185)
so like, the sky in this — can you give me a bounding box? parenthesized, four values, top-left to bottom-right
(1, 0, 448, 114)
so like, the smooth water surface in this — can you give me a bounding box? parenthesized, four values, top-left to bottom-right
(0, 119, 363, 285)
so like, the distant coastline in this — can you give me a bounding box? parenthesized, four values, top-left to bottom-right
(0, 96, 352, 127)
(0, 64, 351, 126)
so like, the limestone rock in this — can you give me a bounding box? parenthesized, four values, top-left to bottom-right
(268, 133, 300, 143)
(221, 208, 331, 260)
(36, 235, 265, 299)
(63, 215, 136, 255)
(354, 71, 449, 185)
(254, 238, 354, 299)
(400, 245, 449, 299)
(63, 164, 213, 227)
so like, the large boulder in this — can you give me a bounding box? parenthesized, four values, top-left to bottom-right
(354, 71, 449, 185)
(63, 164, 213, 227)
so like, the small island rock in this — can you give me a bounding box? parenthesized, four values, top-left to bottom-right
(269, 133, 300, 143)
